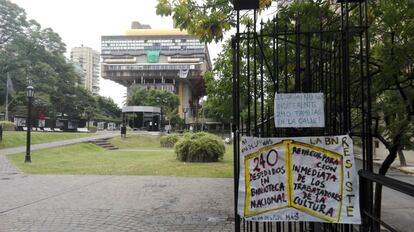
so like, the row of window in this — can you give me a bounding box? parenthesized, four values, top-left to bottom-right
(101, 39, 204, 50)
(102, 45, 205, 51)
(103, 38, 200, 44)
(104, 64, 196, 71)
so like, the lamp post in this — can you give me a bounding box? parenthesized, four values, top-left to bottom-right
(156, 97, 167, 131)
(25, 86, 34, 163)
(159, 107, 163, 131)
(182, 107, 188, 130)
(156, 97, 161, 131)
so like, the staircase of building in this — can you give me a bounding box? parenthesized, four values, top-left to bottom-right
(90, 138, 118, 150)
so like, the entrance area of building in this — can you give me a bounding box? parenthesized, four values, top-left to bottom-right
(122, 106, 161, 131)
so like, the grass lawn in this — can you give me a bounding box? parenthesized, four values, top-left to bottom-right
(0, 131, 94, 149)
(8, 134, 234, 178)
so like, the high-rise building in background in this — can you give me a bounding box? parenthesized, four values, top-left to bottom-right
(101, 22, 211, 128)
(70, 46, 100, 95)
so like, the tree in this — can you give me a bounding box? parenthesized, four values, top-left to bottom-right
(95, 96, 121, 121)
(370, 0, 414, 168)
(160, 0, 413, 162)
(367, 1, 414, 229)
(156, 0, 272, 43)
(127, 87, 180, 126)
(202, 42, 233, 122)
(127, 88, 179, 113)
(0, 0, 102, 123)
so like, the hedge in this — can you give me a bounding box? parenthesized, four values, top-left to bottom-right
(88, 126, 98, 133)
(175, 132, 225, 162)
(0, 121, 15, 131)
(160, 134, 180, 148)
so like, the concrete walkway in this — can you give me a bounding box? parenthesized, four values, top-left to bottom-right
(0, 175, 234, 231)
(0, 132, 119, 156)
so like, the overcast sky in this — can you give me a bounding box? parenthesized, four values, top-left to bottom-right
(10, 0, 223, 107)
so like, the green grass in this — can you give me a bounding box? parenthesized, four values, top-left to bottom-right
(0, 131, 94, 149)
(110, 134, 162, 148)
(8, 134, 234, 177)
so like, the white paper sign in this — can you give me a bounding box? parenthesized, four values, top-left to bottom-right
(274, 93, 325, 128)
(238, 135, 361, 224)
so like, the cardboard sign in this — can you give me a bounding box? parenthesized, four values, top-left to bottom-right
(238, 135, 360, 224)
(274, 93, 325, 128)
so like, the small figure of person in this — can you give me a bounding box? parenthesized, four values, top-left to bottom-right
(121, 124, 127, 138)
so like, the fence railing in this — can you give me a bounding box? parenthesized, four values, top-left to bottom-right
(359, 170, 414, 232)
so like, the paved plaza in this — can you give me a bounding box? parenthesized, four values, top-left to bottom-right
(0, 174, 234, 232)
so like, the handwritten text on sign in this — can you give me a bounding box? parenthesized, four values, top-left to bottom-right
(238, 135, 360, 224)
(274, 93, 325, 128)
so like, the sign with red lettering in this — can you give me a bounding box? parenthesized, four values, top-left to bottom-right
(238, 135, 360, 224)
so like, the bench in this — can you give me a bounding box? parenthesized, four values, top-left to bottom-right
(77, 128, 89, 133)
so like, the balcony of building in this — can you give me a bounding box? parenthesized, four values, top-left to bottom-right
(131, 83, 175, 93)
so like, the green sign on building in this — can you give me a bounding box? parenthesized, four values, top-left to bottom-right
(146, 50, 160, 63)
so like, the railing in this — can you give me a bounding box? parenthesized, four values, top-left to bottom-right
(359, 170, 414, 232)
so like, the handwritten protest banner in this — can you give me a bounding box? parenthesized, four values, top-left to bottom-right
(274, 93, 325, 128)
(238, 135, 360, 224)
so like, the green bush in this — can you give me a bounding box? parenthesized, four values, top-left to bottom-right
(175, 132, 225, 162)
(182, 131, 210, 140)
(88, 126, 97, 133)
(160, 134, 180, 147)
(0, 121, 15, 131)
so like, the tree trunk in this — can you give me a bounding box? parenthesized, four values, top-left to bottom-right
(398, 149, 407, 167)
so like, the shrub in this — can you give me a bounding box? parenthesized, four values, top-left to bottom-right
(160, 134, 180, 147)
(175, 132, 225, 162)
(182, 131, 210, 140)
(88, 126, 98, 133)
(0, 121, 15, 131)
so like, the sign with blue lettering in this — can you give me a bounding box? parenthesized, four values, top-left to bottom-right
(238, 135, 361, 224)
(274, 93, 325, 128)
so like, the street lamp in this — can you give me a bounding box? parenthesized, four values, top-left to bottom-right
(25, 86, 34, 163)
(155, 97, 161, 131)
(182, 107, 188, 130)
(156, 97, 167, 131)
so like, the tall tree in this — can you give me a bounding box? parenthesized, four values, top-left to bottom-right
(368, 1, 414, 229)
(95, 96, 121, 121)
(127, 87, 180, 124)
(156, 0, 272, 42)
(203, 41, 233, 122)
(0, 0, 98, 122)
(370, 0, 414, 168)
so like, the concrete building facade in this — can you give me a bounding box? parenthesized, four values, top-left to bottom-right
(101, 24, 211, 126)
(71, 46, 100, 95)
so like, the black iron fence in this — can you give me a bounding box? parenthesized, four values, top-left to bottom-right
(359, 170, 414, 232)
(232, 0, 375, 231)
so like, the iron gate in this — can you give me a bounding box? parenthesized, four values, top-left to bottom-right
(232, 0, 375, 231)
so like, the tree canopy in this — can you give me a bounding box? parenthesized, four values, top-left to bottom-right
(127, 87, 180, 124)
(0, 0, 120, 123)
(369, 0, 414, 167)
(156, 0, 272, 43)
(163, 0, 413, 169)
